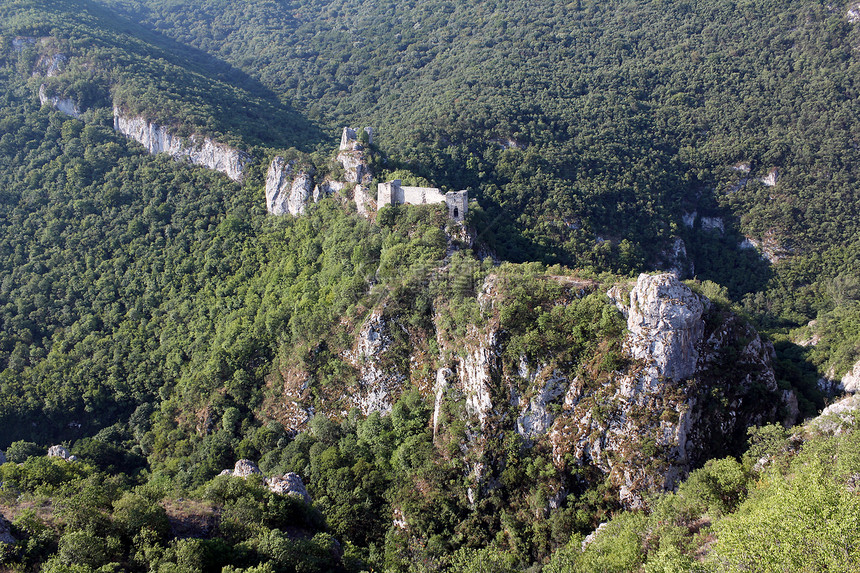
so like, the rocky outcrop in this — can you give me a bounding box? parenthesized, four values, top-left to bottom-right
(657, 237, 693, 279)
(553, 273, 791, 508)
(219, 460, 312, 503)
(459, 327, 499, 427)
(265, 157, 315, 216)
(219, 459, 262, 478)
(611, 274, 704, 382)
(266, 473, 312, 504)
(336, 128, 374, 215)
(739, 232, 790, 264)
(347, 310, 407, 415)
(760, 167, 779, 187)
(113, 108, 250, 181)
(282, 272, 788, 510)
(849, 2, 860, 22)
(841, 359, 860, 394)
(39, 84, 80, 118)
(33, 52, 66, 77)
(47, 445, 77, 461)
(516, 363, 566, 439)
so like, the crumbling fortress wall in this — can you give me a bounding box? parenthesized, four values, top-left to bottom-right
(378, 179, 467, 222)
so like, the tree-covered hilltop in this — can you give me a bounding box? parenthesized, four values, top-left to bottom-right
(103, 0, 860, 275)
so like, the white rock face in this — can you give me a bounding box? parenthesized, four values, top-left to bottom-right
(39, 84, 80, 118)
(264, 157, 315, 216)
(34, 53, 67, 77)
(433, 367, 452, 438)
(617, 273, 704, 381)
(760, 168, 779, 187)
(682, 211, 697, 228)
(658, 237, 693, 279)
(842, 359, 860, 393)
(701, 217, 724, 234)
(12, 37, 36, 51)
(459, 328, 497, 426)
(349, 311, 405, 415)
(47, 445, 76, 461)
(849, 3, 860, 23)
(313, 180, 344, 202)
(517, 373, 567, 439)
(340, 126, 373, 151)
(220, 459, 262, 478)
(337, 150, 370, 184)
(113, 108, 250, 181)
(266, 473, 312, 504)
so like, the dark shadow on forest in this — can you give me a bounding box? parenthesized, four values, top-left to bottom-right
(77, 0, 325, 151)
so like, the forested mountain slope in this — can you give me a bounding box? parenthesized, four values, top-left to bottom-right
(111, 0, 860, 276)
(0, 0, 859, 570)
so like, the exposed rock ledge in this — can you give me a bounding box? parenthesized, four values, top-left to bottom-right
(113, 108, 250, 181)
(219, 459, 312, 504)
(39, 84, 80, 118)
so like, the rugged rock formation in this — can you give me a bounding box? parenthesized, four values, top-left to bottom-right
(657, 237, 693, 279)
(760, 167, 779, 187)
(550, 273, 793, 507)
(265, 157, 315, 216)
(458, 326, 499, 427)
(336, 127, 375, 215)
(39, 84, 80, 118)
(33, 52, 66, 77)
(219, 459, 262, 477)
(113, 108, 250, 181)
(345, 310, 407, 415)
(266, 473, 312, 504)
(841, 359, 860, 394)
(515, 360, 566, 439)
(279, 272, 791, 509)
(612, 273, 704, 382)
(219, 460, 313, 503)
(47, 445, 77, 461)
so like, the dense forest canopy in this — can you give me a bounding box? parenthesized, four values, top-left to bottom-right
(0, 0, 860, 570)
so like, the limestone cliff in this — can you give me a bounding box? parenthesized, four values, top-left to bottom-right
(265, 157, 315, 216)
(39, 84, 80, 118)
(550, 273, 793, 507)
(113, 108, 250, 181)
(271, 272, 792, 509)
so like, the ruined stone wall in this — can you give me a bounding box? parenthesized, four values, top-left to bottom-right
(445, 190, 468, 222)
(401, 185, 447, 204)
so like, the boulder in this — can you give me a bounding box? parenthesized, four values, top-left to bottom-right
(265, 472, 312, 504)
(233, 459, 262, 478)
(47, 445, 76, 461)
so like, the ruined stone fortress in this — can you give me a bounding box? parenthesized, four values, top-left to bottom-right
(378, 180, 468, 223)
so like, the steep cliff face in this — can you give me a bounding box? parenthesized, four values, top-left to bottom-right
(39, 84, 80, 118)
(113, 108, 250, 181)
(272, 271, 791, 509)
(551, 273, 792, 507)
(265, 157, 315, 216)
(346, 310, 408, 415)
(265, 127, 374, 216)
